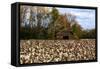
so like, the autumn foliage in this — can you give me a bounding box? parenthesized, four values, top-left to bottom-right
(20, 6, 95, 39)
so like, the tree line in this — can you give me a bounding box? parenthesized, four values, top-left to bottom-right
(20, 6, 96, 39)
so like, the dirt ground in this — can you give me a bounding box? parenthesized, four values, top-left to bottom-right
(20, 39, 96, 64)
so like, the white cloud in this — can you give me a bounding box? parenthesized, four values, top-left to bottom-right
(57, 7, 95, 29)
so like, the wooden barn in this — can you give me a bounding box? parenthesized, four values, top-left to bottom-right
(55, 30, 74, 39)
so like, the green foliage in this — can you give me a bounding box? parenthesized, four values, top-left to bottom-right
(51, 7, 59, 22)
(72, 23, 82, 39)
(47, 7, 60, 39)
(80, 29, 96, 39)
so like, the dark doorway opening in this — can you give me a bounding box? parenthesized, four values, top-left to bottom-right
(63, 36, 69, 39)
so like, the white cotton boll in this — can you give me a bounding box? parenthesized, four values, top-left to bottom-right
(78, 43, 80, 46)
(20, 55, 24, 58)
(32, 48, 35, 52)
(24, 55, 30, 60)
(63, 53, 68, 57)
(27, 40, 31, 45)
(54, 58, 60, 62)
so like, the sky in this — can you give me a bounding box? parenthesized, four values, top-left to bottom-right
(21, 6, 96, 30)
(57, 7, 96, 30)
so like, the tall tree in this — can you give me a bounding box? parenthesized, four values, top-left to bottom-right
(47, 7, 59, 39)
(71, 23, 82, 39)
